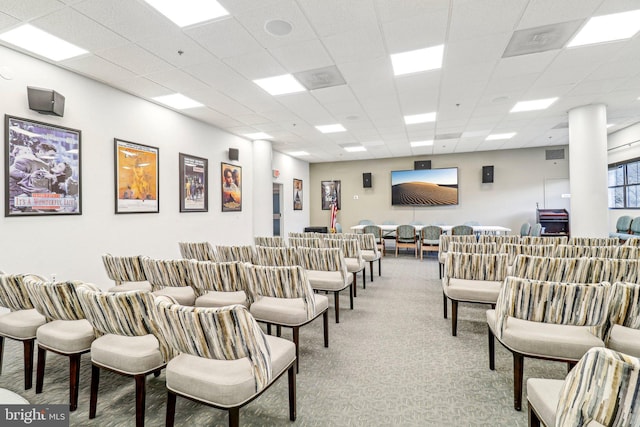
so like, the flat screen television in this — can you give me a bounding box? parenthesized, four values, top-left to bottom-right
(391, 167, 458, 206)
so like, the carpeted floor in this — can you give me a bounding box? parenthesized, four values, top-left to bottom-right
(0, 255, 568, 426)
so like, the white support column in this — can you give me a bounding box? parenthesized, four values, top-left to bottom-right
(568, 104, 609, 237)
(252, 139, 273, 237)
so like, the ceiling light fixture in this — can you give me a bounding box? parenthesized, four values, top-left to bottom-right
(567, 9, 640, 47)
(243, 132, 273, 140)
(343, 146, 366, 152)
(510, 97, 558, 112)
(152, 93, 203, 109)
(391, 45, 444, 76)
(144, 0, 229, 27)
(0, 24, 87, 61)
(316, 124, 346, 133)
(410, 140, 434, 147)
(253, 74, 306, 96)
(486, 133, 516, 141)
(404, 112, 437, 125)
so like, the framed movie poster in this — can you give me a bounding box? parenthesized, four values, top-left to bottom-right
(179, 153, 208, 212)
(114, 139, 159, 214)
(321, 180, 341, 210)
(221, 162, 241, 212)
(5, 115, 81, 217)
(293, 178, 303, 210)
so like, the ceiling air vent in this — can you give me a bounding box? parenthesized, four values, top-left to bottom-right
(545, 148, 565, 160)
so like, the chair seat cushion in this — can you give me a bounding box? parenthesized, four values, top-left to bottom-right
(36, 319, 94, 354)
(345, 258, 364, 273)
(152, 286, 196, 306)
(444, 278, 502, 304)
(250, 294, 329, 326)
(0, 309, 46, 339)
(527, 378, 564, 427)
(165, 335, 295, 408)
(107, 281, 152, 293)
(306, 270, 351, 291)
(487, 310, 604, 360)
(607, 324, 640, 357)
(91, 334, 164, 375)
(361, 250, 380, 262)
(195, 291, 248, 308)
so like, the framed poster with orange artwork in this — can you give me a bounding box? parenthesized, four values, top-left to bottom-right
(114, 139, 159, 214)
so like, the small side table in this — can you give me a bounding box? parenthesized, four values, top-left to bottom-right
(0, 388, 29, 404)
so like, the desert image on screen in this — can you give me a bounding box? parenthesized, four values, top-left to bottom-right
(391, 168, 458, 206)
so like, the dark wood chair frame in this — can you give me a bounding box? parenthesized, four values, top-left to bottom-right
(0, 336, 35, 390)
(36, 344, 91, 411)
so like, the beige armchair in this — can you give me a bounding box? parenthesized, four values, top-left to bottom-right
(178, 241, 216, 261)
(101, 254, 152, 292)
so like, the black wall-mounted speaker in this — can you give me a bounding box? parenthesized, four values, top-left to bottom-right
(228, 148, 239, 161)
(27, 86, 65, 117)
(414, 160, 431, 170)
(482, 165, 494, 183)
(363, 172, 372, 188)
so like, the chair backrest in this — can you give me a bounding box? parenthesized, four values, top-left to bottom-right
(297, 247, 349, 282)
(253, 246, 301, 266)
(335, 223, 343, 233)
(587, 258, 639, 284)
(439, 235, 477, 253)
(254, 236, 287, 247)
(214, 245, 256, 263)
(140, 257, 192, 290)
(519, 222, 531, 236)
(102, 254, 146, 285)
(0, 273, 41, 311)
(556, 347, 640, 427)
(567, 237, 620, 246)
(396, 225, 417, 242)
(624, 237, 640, 246)
(630, 217, 640, 234)
(187, 260, 249, 299)
(289, 236, 323, 248)
(325, 238, 363, 263)
(511, 255, 588, 282)
(498, 244, 555, 266)
(607, 282, 640, 333)
(451, 225, 474, 235)
(362, 225, 382, 240)
(615, 215, 633, 233)
(464, 221, 480, 226)
(615, 246, 640, 259)
(23, 277, 94, 321)
(421, 225, 442, 243)
(358, 219, 374, 225)
(153, 300, 271, 392)
(448, 242, 497, 254)
(356, 233, 379, 255)
(520, 236, 568, 246)
(444, 253, 508, 282)
(530, 223, 542, 236)
(288, 232, 318, 238)
(178, 242, 216, 261)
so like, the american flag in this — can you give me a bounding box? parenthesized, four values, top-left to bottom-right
(330, 202, 337, 232)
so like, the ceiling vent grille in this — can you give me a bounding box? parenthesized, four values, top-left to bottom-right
(545, 148, 565, 160)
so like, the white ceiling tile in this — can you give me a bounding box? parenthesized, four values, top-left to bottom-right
(445, 32, 512, 66)
(111, 77, 172, 98)
(185, 18, 263, 59)
(0, 12, 19, 31)
(298, 0, 378, 37)
(382, 9, 448, 53)
(136, 33, 217, 68)
(517, 0, 601, 29)
(449, 0, 528, 42)
(222, 50, 287, 80)
(0, 0, 65, 20)
(96, 44, 173, 76)
(62, 54, 136, 82)
(322, 26, 386, 64)
(375, 0, 450, 23)
(269, 39, 334, 73)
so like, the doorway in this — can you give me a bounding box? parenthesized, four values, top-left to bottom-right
(273, 183, 283, 236)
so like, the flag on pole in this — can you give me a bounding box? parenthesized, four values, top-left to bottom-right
(330, 202, 337, 232)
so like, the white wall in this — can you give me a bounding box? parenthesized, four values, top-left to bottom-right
(607, 122, 640, 229)
(0, 46, 308, 285)
(272, 151, 311, 236)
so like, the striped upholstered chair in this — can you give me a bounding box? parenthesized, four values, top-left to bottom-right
(527, 347, 640, 427)
(243, 264, 329, 372)
(187, 260, 251, 308)
(288, 236, 323, 249)
(357, 233, 382, 281)
(76, 286, 170, 427)
(254, 236, 287, 247)
(567, 236, 620, 246)
(140, 257, 196, 306)
(0, 273, 47, 389)
(214, 245, 256, 263)
(101, 254, 152, 292)
(23, 277, 96, 411)
(486, 277, 611, 411)
(325, 238, 365, 295)
(153, 300, 296, 427)
(178, 241, 216, 261)
(605, 281, 640, 357)
(438, 235, 477, 279)
(253, 246, 301, 267)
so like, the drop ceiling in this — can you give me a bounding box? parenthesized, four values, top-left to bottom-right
(1, 0, 640, 163)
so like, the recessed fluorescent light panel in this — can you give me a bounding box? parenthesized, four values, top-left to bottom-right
(404, 112, 437, 125)
(510, 97, 558, 112)
(567, 9, 640, 47)
(486, 133, 516, 141)
(152, 93, 203, 109)
(410, 140, 434, 147)
(243, 132, 273, 140)
(316, 124, 346, 133)
(144, 0, 229, 27)
(0, 24, 87, 61)
(253, 74, 306, 96)
(391, 45, 444, 76)
(289, 151, 310, 156)
(344, 146, 366, 152)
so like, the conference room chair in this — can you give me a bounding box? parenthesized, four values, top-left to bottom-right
(478, 234, 521, 245)
(420, 225, 442, 260)
(23, 277, 95, 411)
(101, 254, 152, 292)
(618, 216, 640, 242)
(395, 224, 418, 257)
(153, 300, 296, 427)
(529, 223, 542, 237)
(178, 241, 216, 261)
(254, 236, 287, 247)
(358, 219, 374, 225)
(214, 245, 256, 263)
(0, 273, 47, 390)
(356, 233, 382, 281)
(518, 222, 531, 237)
(187, 260, 250, 308)
(567, 236, 619, 246)
(363, 224, 385, 256)
(140, 257, 196, 306)
(520, 235, 568, 246)
(437, 235, 477, 279)
(325, 238, 365, 296)
(606, 281, 640, 357)
(253, 246, 301, 267)
(243, 264, 329, 372)
(451, 224, 474, 235)
(334, 223, 343, 233)
(487, 277, 610, 411)
(527, 347, 640, 427)
(609, 215, 632, 240)
(381, 220, 397, 245)
(77, 286, 170, 427)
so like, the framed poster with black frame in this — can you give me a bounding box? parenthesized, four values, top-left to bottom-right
(221, 162, 241, 212)
(321, 180, 341, 210)
(293, 178, 303, 210)
(114, 138, 159, 214)
(179, 153, 208, 212)
(5, 115, 81, 217)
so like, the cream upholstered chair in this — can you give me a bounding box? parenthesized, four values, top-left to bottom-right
(187, 260, 250, 308)
(253, 246, 301, 267)
(438, 235, 477, 279)
(479, 234, 521, 245)
(325, 238, 365, 295)
(153, 300, 296, 427)
(356, 233, 382, 281)
(448, 242, 498, 254)
(243, 264, 329, 372)
(140, 257, 196, 306)
(420, 225, 442, 260)
(254, 236, 287, 247)
(297, 247, 353, 323)
(0, 273, 47, 390)
(486, 277, 610, 411)
(23, 277, 95, 411)
(76, 286, 170, 427)
(521, 235, 568, 246)
(395, 224, 418, 257)
(567, 236, 620, 246)
(363, 224, 385, 256)
(178, 241, 216, 261)
(605, 281, 640, 357)
(101, 254, 152, 292)
(288, 236, 323, 249)
(527, 347, 640, 427)
(214, 245, 256, 263)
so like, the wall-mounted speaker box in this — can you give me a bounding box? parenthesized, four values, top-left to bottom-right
(482, 165, 494, 183)
(27, 86, 65, 117)
(363, 172, 372, 188)
(228, 148, 239, 161)
(414, 160, 431, 170)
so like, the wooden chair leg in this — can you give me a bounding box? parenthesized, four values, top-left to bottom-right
(349, 283, 354, 310)
(528, 404, 541, 427)
(135, 373, 146, 427)
(513, 353, 524, 411)
(69, 353, 81, 411)
(229, 407, 240, 427)
(334, 291, 340, 324)
(488, 326, 495, 371)
(362, 270, 366, 289)
(292, 327, 299, 373)
(378, 258, 381, 276)
(352, 273, 357, 297)
(153, 369, 161, 378)
(288, 364, 297, 421)
(369, 261, 374, 282)
(323, 311, 329, 347)
(90, 364, 100, 419)
(567, 361, 576, 373)
(166, 390, 177, 427)
(23, 339, 34, 390)
(36, 346, 46, 393)
(0, 336, 4, 375)
(443, 293, 448, 319)
(266, 324, 272, 335)
(276, 325, 282, 337)
(451, 300, 458, 336)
